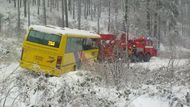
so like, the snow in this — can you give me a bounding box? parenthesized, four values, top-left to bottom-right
(131, 57, 189, 70)
(129, 95, 189, 107)
(0, 63, 19, 80)
(160, 44, 190, 53)
(129, 95, 169, 107)
(30, 25, 100, 38)
(1, 35, 190, 107)
(0, 0, 190, 106)
(0, 56, 189, 107)
(0, 35, 190, 107)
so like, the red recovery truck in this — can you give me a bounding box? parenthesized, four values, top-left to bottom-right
(98, 33, 157, 62)
(98, 34, 117, 61)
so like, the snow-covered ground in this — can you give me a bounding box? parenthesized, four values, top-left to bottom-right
(0, 36, 190, 106)
(132, 57, 189, 71)
(0, 36, 190, 107)
(0, 61, 189, 107)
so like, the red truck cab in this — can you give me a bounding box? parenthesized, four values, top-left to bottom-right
(128, 36, 157, 62)
(99, 34, 158, 62)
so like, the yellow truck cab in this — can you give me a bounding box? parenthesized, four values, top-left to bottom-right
(20, 25, 100, 76)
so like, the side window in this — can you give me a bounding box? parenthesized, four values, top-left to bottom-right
(66, 38, 73, 53)
(66, 38, 83, 53)
(66, 38, 98, 53)
(82, 38, 98, 50)
(76, 38, 83, 50)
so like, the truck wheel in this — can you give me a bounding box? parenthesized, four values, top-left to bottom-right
(137, 53, 144, 62)
(73, 65, 77, 71)
(130, 54, 138, 62)
(144, 54, 151, 62)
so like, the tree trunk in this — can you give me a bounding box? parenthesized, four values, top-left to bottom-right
(68, 0, 71, 12)
(28, 0, 31, 27)
(61, 0, 65, 27)
(72, 0, 75, 19)
(78, 0, 81, 29)
(146, 0, 151, 36)
(20, 0, 22, 7)
(154, 12, 158, 37)
(0, 14, 3, 32)
(14, 0, 16, 7)
(93, 4, 96, 17)
(97, 0, 101, 34)
(124, 0, 128, 32)
(50, 0, 52, 12)
(158, 16, 161, 50)
(0, 18, 2, 32)
(108, 0, 111, 32)
(24, 0, 27, 17)
(84, 0, 87, 19)
(37, 0, 40, 15)
(90, 0, 93, 20)
(124, 0, 129, 61)
(87, 0, 90, 16)
(56, 0, 59, 11)
(43, 0, 47, 25)
(65, 0, 69, 27)
(17, 0, 21, 36)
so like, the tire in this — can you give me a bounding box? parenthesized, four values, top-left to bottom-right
(143, 53, 151, 62)
(137, 53, 144, 62)
(130, 54, 138, 62)
(73, 65, 77, 71)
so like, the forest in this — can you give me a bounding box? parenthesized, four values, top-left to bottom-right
(0, 0, 190, 48)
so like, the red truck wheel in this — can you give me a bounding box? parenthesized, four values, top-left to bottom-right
(143, 53, 151, 62)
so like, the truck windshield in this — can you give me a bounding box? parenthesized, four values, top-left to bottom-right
(27, 30, 61, 48)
